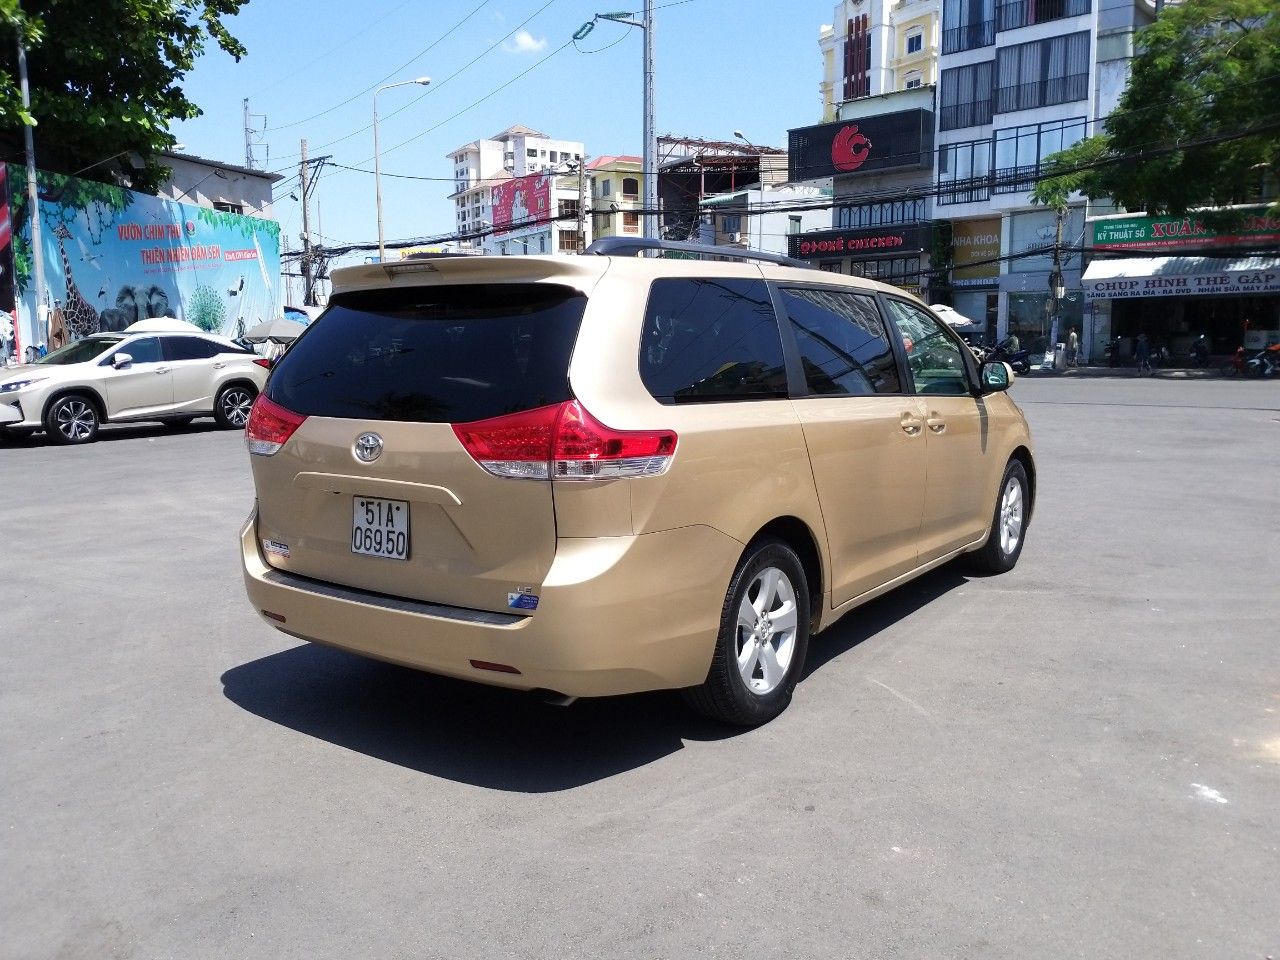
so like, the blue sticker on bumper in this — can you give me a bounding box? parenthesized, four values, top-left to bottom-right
(507, 592, 539, 610)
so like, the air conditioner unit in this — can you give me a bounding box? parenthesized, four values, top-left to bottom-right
(728, 232, 743, 244)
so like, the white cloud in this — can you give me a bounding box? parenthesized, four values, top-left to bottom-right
(504, 29, 547, 54)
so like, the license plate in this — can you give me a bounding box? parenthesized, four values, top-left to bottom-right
(351, 497, 410, 560)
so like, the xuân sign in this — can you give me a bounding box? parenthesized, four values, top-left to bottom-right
(1092, 206, 1280, 252)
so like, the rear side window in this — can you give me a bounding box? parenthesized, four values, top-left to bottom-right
(267, 284, 585, 423)
(780, 287, 901, 395)
(121, 337, 161, 364)
(163, 336, 219, 361)
(639, 278, 787, 403)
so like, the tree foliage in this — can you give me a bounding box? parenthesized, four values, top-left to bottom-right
(1032, 0, 1280, 219)
(0, 0, 248, 193)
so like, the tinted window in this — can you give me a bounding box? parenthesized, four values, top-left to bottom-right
(780, 287, 901, 395)
(121, 337, 162, 364)
(267, 284, 584, 423)
(163, 336, 219, 361)
(38, 336, 122, 366)
(639, 278, 786, 403)
(882, 300, 972, 396)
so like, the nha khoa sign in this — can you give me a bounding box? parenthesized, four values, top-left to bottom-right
(1092, 206, 1280, 252)
(1, 164, 280, 359)
(952, 218, 1000, 286)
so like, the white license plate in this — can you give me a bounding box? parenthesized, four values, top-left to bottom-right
(351, 497, 410, 560)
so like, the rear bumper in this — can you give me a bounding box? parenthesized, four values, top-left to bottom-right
(240, 510, 741, 697)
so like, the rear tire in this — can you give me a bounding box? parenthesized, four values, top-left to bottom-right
(214, 384, 256, 429)
(43, 394, 100, 445)
(966, 460, 1029, 574)
(682, 538, 810, 727)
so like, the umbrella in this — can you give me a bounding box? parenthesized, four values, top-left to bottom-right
(243, 318, 306, 344)
(929, 304, 981, 330)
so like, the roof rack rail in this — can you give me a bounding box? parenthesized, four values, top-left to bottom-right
(584, 237, 812, 270)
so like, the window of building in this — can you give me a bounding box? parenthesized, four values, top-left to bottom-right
(843, 15, 874, 100)
(559, 199, 580, 219)
(789, 216, 803, 235)
(639, 278, 787, 403)
(622, 177, 640, 198)
(939, 60, 994, 131)
(906, 30, 923, 54)
(937, 138, 992, 205)
(834, 198, 927, 229)
(996, 0, 1091, 32)
(992, 116, 1087, 192)
(540, 235, 547, 253)
(722, 214, 742, 234)
(904, 70, 923, 89)
(780, 288, 901, 395)
(846, 257, 924, 291)
(558, 231, 582, 252)
(600, 179, 613, 197)
(995, 31, 1090, 114)
(550, 151, 558, 163)
(623, 211, 641, 232)
(213, 201, 244, 214)
(882, 299, 971, 395)
(527, 148, 538, 158)
(941, 0, 995, 54)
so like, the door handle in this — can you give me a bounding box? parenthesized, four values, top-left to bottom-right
(154, 366, 170, 374)
(213, 361, 227, 369)
(900, 412, 923, 436)
(927, 416, 947, 434)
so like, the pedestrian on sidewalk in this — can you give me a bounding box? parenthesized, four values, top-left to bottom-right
(1136, 332, 1151, 376)
(1067, 327, 1079, 366)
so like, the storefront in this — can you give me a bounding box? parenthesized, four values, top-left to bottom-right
(1086, 207, 1280, 356)
(788, 224, 932, 299)
(949, 217, 1001, 345)
(1002, 206, 1086, 358)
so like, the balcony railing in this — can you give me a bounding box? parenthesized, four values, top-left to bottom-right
(939, 98, 993, 131)
(991, 164, 1039, 194)
(995, 73, 1088, 113)
(937, 177, 991, 205)
(942, 19, 995, 54)
(996, 0, 1091, 32)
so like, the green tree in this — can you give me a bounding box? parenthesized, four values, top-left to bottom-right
(0, 0, 248, 193)
(1032, 0, 1280, 220)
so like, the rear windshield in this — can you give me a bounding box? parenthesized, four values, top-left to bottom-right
(267, 284, 585, 423)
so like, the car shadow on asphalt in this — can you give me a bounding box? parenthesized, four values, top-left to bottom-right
(219, 565, 970, 793)
(0, 421, 223, 447)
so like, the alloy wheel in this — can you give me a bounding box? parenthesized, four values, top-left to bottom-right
(221, 389, 254, 427)
(735, 566, 799, 695)
(999, 476, 1024, 555)
(55, 399, 97, 442)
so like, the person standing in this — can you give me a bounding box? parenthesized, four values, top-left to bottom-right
(1067, 326, 1079, 366)
(1135, 332, 1151, 375)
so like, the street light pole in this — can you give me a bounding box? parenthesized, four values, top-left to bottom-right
(373, 77, 431, 262)
(15, 16, 48, 351)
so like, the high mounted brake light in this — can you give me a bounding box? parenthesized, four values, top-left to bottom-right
(452, 400, 677, 480)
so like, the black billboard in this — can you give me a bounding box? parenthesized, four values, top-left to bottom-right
(788, 223, 930, 261)
(788, 110, 935, 182)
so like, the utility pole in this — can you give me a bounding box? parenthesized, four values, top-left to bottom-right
(1048, 204, 1066, 364)
(299, 139, 314, 306)
(16, 13, 48, 351)
(642, 0, 657, 241)
(577, 160, 587, 252)
(243, 99, 252, 168)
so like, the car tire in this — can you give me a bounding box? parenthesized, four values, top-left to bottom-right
(682, 538, 811, 727)
(966, 459, 1030, 575)
(214, 384, 257, 429)
(43, 394, 100, 445)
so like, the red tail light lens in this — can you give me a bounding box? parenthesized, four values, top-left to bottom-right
(245, 394, 307, 456)
(253, 358, 273, 369)
(452, 400, 677, 480)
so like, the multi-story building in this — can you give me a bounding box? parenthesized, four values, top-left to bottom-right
(447, 125, 585, 251)
(819, 0, 942, 120)
(932, 0, 1157, 356)
(699, 184, 833, 256)
(587, 156, 644, 240)
(482, 168, 590, 257)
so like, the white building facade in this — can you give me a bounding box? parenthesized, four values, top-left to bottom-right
(699, 184, 833, 256)
(447, 125, 585, 252)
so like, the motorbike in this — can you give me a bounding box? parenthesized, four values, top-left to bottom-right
(1245, 346, 1279, 378)
(1189, 336, 1211, 368)
(1105, 336, 1124, 367)
(988, 338, 1032, 375)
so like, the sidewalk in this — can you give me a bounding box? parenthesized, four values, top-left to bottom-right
(1035, 363, 1227, 380)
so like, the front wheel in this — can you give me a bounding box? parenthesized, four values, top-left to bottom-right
(214, 384, 257, 429)
(966, 460, 1030, 574)
(682, 538, 810, 727)
(43, 394, 100, 445)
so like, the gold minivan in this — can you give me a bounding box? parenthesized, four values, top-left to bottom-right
(240, 241, 1034, 725)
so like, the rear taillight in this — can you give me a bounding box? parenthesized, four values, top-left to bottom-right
(452, 400, 677, 480)
(245, 394, 306, 456)
(253, 358, 272, 369)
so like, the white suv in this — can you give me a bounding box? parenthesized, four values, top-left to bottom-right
(0, 330, 269, 444)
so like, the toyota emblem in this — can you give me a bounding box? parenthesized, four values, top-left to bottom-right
(353, 432, 383, 463)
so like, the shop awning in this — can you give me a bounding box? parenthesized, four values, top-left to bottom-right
(1082, 255, 1280, 300)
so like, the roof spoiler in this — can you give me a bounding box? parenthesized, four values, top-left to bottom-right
(584, 237, 813, 270)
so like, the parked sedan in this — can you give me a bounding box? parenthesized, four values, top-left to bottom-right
(0, 330, 269, 444)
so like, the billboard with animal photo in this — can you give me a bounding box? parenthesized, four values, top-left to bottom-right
(1, 164, 281, 362)
(491, 173, 551, 235)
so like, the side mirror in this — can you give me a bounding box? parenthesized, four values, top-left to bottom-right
(112, 353, 134, 369)
(980, 360, 1013, 393)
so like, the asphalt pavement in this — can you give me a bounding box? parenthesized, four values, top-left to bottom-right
(2, 377, 1278, 960)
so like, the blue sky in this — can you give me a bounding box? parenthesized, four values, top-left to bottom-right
(172, 0, 831, 269)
